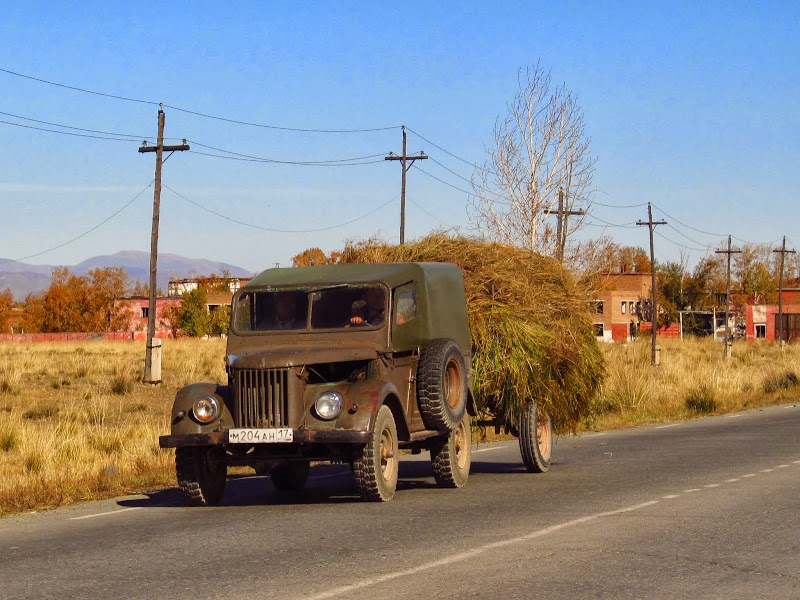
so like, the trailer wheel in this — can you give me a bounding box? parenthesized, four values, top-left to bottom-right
(518, 401, 552, 473)
(431, 412, 472, 488)
(270, 461, 310, 491)
(354, 405, 399, 501)
(417, 338, 468, 431)
(176, 446, 227, 506)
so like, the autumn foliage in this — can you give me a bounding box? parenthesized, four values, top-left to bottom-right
(0, 289, 14, 334)
(23, 267, 131, 333)
(291, 247, 341, 267)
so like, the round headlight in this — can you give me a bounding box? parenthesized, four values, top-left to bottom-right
(193, 395, 220, 423)
(314, 391, 343, 420)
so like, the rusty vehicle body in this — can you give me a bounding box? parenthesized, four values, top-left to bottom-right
(159, 262, 476, 503)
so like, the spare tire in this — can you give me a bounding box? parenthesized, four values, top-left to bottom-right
(417, 338, 468, 430)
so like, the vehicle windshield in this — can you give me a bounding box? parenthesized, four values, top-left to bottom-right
(233, 284, 387, 333)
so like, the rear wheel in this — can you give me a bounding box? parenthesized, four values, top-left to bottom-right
(431, 412, 472, 488)
(354, 405, 399, 502)
(518, 401, 552, 473)
(270, 461, 310, 491)
(175, 447, 227, 506)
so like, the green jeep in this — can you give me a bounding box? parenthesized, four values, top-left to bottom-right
(159, 262, 476, 503)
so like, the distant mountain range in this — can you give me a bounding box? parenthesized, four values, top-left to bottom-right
(0, 251, 253, 300)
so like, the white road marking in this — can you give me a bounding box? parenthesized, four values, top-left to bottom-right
(70, 507, 142, 521)
(662, 494, 680, 499)
(794, 460, 800, 465)
(742, 474, 757, 478)
(683, 488, 701, 493)
(724, 414, 743, 419)
(303, 500, 659, 600)
(474, 446, 505, 454)
(704, 484, 720, 488)
(761, 469, 775, 473)
(655, 424, 680, 429)
(776, 464, 790, 469)
(725, 478, 740, 483)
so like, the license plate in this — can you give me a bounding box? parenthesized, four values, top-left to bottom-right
(228, 428, 294, 443)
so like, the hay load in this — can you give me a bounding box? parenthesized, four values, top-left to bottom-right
(340, 234, 606, 433)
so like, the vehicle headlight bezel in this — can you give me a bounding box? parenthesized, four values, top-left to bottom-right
(192, 395, 221, 424)
(314, 391, 343, 421)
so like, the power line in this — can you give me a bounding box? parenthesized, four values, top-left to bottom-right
(0, 66, 157, 106)
(166, 105, 400, 133)
(415, 165, 515, 206)
(0, 109, 390, 165)
(0, 65, 400, 133)
(654, 230, 708, 252)
(583, 214, 638, 228)
(0, 110, 148, 140)
(405, 126, 491, 173)
(0, 118, 141, 142)
(163, 184, 398, 233)
(427, 155, 511, 202)
(188, 149, 385, 166)
(592, 200, 650, 209)
(0, 181, 153, 265)
(664, 223, 713, 248)
(652, 203, 782, 247)
(187, 141, 388, 166)
(408, 197, 449, 228)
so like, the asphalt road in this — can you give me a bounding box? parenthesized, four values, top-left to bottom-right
(2, 403, 799, 600)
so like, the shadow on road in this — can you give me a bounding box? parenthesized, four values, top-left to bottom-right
(117, 456, 529, 510)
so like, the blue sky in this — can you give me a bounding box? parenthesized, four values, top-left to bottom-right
(1, 1, 798, 273)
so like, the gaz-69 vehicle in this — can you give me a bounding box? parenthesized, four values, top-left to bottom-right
(159, 262, 475, 504)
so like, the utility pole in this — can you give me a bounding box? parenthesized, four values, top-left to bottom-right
(773, 236, 796, 346)
(544, 187, 585, 262)
(715, 236, 742, 359)
(138, 107, 190, 383)
(385, 125, 427, 244)
(637, 203, 667, 366)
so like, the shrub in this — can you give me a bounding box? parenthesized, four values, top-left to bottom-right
(0, 427, 17, 452)
(685, 385, 717, 414)
(22, 404, 60, 420)
(762, 370, 799, 394)
(110, 373, 134, 395)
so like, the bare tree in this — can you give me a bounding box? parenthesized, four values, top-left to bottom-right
(469, 63, 596, 256)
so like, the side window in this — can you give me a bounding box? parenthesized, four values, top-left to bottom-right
(393, 284, 417, 326)
(621, 301, 626, 315)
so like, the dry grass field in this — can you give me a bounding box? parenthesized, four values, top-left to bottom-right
(1, 336, 798, 517)
(0, 338, 226, 516)
(591, 336, 800, 429)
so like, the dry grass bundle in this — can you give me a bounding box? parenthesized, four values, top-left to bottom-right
(340, 233, 606, 432)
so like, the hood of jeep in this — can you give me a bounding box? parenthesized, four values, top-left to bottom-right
(227, 341, 382, 369)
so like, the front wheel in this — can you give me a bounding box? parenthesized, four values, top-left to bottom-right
(431, 411, 472, 488)
(175, 447, 227, 506)
(354, 405, 399, 502)
(518, 401, 552, 473)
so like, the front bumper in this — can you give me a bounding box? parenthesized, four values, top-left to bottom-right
(159, 428, 372, 448)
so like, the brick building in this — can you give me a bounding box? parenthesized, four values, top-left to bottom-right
(592, 272, 653, 343)
(745, 289, 800, 342)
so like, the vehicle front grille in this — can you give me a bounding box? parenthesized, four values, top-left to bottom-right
(232, 368, 290, 428)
